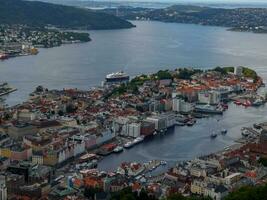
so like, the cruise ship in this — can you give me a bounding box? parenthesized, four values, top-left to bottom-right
(104, 71, 130, 86)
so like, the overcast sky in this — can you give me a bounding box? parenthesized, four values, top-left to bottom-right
(82, 0, 267, 2)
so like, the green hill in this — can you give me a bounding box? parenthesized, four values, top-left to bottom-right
(0, 0, 135, 30)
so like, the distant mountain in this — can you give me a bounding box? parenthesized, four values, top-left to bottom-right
(103, 5, 267, 33)
(0, 0, 135, 30)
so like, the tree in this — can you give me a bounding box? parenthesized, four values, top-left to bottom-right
(225, 184, 267, 200)
(155, 70, 172, 80)
(259, 157, 267, 166)
(58, 110, 64, 116)
(66, 104, 77, 113)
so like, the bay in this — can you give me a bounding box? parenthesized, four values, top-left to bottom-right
(1, 21, 267, 172)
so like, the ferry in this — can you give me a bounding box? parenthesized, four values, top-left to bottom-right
(195, 104, 223, 114)
(104, 71, 130, 85)
(113, 146, 124, 153)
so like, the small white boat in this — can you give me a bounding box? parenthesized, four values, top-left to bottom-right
(124, 141, 134, 148)
(113, 146, 123, 153)
(221, 129, 227, 135)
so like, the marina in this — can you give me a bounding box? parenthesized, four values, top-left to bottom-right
(97, 101, 267, 172)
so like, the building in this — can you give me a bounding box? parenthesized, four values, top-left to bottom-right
(146, 115, 167, 131)
(204, 184, 228, 200)
(234, 66, 243, 76)
(190, 179, 206, 195)
(140, 121, 155, 137)
(0, 145, 32, 161)
(126, 123, 141, 138)
(0, 176, 7, 200)
(198, 91, 221, 105)
(224, 173, 242, 185)
(17, 109, 36, 121)
(7, 122, 37, 140)
(172, 98, 193, 113)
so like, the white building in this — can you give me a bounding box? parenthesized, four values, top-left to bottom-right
(127, 123, 141, 138)
(234, 66, 243, 76)
(198, 91, 221, 105)
(17, 109, 36, 121)
(146, 115, 167, 130)
(113, 117, 141, 137)
(165, 113, 176, 128)
(172, 98, 193, 113)
(146, 113, 175, 130)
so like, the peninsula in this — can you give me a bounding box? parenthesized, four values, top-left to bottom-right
(0, 0, 135, 59)
(103, 5, 267, 34)
(0, 66, 266, 199)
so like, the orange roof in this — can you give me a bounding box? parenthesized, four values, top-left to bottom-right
(132, 182, 141, 191)
(73, 178, 83, 187)
(245, 171, 257, 178)
(84, 177, 102, 188)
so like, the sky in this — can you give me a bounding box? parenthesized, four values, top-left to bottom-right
(76, 0, 267, 2)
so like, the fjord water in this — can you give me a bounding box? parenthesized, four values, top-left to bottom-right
(1, 21, 267, 171)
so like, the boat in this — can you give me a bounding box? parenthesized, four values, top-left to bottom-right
(133, 136, 145, 144)
(175, 121, 185, 126)
(0, 53, 8, 60)
(253, 123, 261, 129)
(221, 129, 227, 135)
(195, 104, 223, 114)
(124, 141, 134, 149)
(252, 99, 264, 107)
(113, 146, 124, 153)
(192, 112, 204, 118)
(241, 129, 250, 137)
(242, 100, 252, 107)
(210, 133, 218, 139)
(104, 71, 130, 86)
(220, 103, 229, 109)
(186, 120, 195, 126)
(160, 160, 167, 165)
(234, 100, 242, 105)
